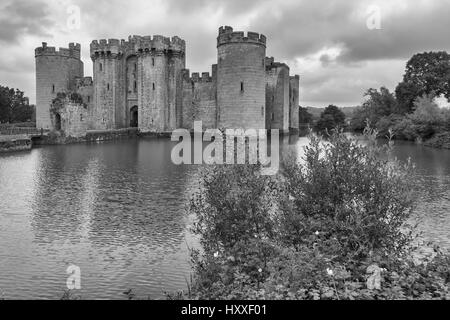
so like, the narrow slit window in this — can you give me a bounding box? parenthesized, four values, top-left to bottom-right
(87, 96, 90, 102)
(261, 106, 264, 116)
(100, 63, 103, 71)
(152, 83, 155, 90)
(52, 85, 55, 93)
(134, 81, 137, 92)
(80, 114, 83, 122)
(134, 63, 137, 71)
(152, 58, 155, 66)
(107, 83, 110, 91)
(240, 82, 244, 92)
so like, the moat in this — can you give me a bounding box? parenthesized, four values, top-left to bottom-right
(0, 137, 449, 299)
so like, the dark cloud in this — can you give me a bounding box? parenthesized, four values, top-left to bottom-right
(164, 0, 271, 15)
(1, 0, 450, 107)
(247, 0, 450, 64)
(0, 0, 54, 43)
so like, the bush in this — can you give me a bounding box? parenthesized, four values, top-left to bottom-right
(280, 128, 416, 262)
(375, 115, 403, 138)
(181, 128, 449, 300)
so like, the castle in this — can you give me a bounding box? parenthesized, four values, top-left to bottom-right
(35, 26, 300, 137)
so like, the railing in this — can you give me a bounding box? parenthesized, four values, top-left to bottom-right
(0, 126, 49, 136)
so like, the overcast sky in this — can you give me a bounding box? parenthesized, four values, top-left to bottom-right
(0, 0, 449, 107)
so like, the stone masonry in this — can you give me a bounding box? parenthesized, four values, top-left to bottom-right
(35, 26, 300, 136)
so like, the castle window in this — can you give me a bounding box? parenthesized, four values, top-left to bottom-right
(80, 114, 83, 122)
(240, 82, 244, 92)
(107, 83, 110, 91)
(152, 83, 155, 90)
(52, 85, 55, 93)
(272, 95, 274, 102)
(100, 63, 103, 71)
(152, 58, 155, 66)
(134, 63, 137, 71)
(134, 81, 137, 92)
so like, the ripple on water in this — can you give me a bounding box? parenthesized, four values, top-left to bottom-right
(0, 138, 448, 299)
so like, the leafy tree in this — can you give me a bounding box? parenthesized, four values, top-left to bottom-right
(298, 106, 313, 124)
(350, 87, 398, 132)
(315, 105, 346, 132)
(395, 51, 450, 113)
(0, 85, 34, 123)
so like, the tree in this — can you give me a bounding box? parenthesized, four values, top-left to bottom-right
(0, 85, 34, 123)
(395, 51, 450, 113)
(350, 87, 398, 132)
(298, 106, 313, 124)
(315, 105, 346, 132)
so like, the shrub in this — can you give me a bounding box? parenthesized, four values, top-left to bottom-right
(375, 115, 403, 138)
(279, 128, 416, 262)
(182, 128, 449, 300)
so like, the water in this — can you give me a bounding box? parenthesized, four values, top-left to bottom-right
(0, 137, 449, 299)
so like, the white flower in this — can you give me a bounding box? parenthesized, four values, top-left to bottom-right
(315, 231, 319, 236)
(258, 268, 263, 273)
(213, 251, 219, 258)
(326, 268, 334, 276)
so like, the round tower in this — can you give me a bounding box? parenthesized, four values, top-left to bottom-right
(90, 39, 122, 130)
(35, 42, 83, 129)
(216, 26, 267, 129)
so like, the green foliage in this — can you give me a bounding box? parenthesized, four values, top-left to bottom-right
(280, 129, 416, 260)
(299, 107, 314, 124)
(352, 92, 450, 144)
(376, 95, 450, 141)
(315, 105, 346, 132)
(350, 87, 398, 132)
(396, 51, 450, 113)
(0, 85, 34, 123)
(181, 128, 449, 300)
(424, 132, 450, 149)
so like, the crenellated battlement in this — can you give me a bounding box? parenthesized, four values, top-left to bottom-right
(131, 35, 186, 54)
(182, 69, 214, 83)
(217, 26, 266, 48)
(35, 42, 81, 59)
(91, 35, 186, 59)
(90, 39, 122, 59)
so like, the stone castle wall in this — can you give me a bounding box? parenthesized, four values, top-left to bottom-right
(51, 101, 89, 138)
(36, 26, 300, 137)
(217, 27, 267, 130)
(289, 75, 300, 130)
(181, 69, 218, 129)
(35, 43, 83, 129)
(90, 36, 186, 133)
(265, 58, 290, 133)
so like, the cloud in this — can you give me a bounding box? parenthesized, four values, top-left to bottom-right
(0, 0, 54, 43)
(0, 0, 449, 107)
